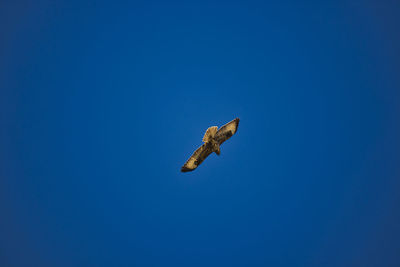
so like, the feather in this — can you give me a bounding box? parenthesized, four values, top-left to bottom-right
(202, 126, 218, 143)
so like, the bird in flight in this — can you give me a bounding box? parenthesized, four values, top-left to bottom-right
(181, 118, 240, 172)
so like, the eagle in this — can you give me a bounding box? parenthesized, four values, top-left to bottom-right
(181, 118, 240, 172)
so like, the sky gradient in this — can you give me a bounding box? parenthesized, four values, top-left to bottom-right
(1, 1, 400, 266)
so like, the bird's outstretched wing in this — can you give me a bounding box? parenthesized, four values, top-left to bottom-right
(215, 118, 240, 145)
(181, 143, 213, 172)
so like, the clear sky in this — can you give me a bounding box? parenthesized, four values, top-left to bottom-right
(1, 1, 400, 266)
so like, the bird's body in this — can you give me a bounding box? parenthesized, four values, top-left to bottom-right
(202, 125, 221, 155)
(181, 118, 239, 172)
(208, 138, 221, 155)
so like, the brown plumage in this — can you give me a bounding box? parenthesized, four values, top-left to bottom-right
(181, 118, 240, 172)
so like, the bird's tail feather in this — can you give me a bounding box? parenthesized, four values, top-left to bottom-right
(202, 126, 218, 142)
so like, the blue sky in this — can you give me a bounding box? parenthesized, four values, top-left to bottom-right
(1, 1, 400, 266)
